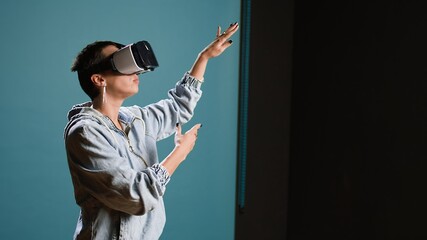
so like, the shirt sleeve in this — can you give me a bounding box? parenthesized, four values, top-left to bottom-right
(66, 123, 168, 216)
(151, 163, 171, 186)
(134, 72, 203, 141)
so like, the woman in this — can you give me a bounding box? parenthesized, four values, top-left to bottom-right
(64, 22, 239, 240)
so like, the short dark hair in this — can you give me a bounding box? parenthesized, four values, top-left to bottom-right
(71, 41, 124, 100)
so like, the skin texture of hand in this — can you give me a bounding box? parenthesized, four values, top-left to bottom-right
(160, 123, 202, 176)
(203, 22, 240, 59)
(174, 123, 201, 155)
(189, 22, 239, 80)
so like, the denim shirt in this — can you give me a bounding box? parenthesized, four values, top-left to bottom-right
(64, 72, 202, 240)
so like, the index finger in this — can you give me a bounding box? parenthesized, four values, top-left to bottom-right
(186, 123, 202, 134)
(223, 22, 239, 38)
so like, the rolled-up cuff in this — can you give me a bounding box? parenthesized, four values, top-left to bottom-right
(180, 72, 203, 89)
(152, 163, 171, 186)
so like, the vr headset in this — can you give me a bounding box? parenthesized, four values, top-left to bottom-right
(88, 40, 159, 75)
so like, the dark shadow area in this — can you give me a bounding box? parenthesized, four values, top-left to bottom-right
(236, 1, 427, 239)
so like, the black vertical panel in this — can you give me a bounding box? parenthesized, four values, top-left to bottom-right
(235, 0, 294, 239)
(288, 1, 427, 239)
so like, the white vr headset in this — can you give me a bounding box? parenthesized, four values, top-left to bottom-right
(89, 40, 159, 75)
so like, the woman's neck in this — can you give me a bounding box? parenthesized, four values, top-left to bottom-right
(92, 97, 124, 131)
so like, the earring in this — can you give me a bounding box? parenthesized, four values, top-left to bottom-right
(102, 84, 107, 104)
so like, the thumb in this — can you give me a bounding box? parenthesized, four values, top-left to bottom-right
(175, 123, 182, 136)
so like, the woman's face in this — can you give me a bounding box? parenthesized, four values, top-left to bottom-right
(100, 45, 140, 100)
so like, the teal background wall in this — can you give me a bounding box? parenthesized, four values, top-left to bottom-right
(0, 0, 240, 239)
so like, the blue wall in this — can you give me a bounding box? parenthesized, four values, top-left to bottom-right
(0, 0, 240, 239)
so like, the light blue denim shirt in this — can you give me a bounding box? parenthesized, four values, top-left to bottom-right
(64, 72, 202, 240)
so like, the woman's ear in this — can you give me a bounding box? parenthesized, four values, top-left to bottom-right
(90, 74, 105, 87)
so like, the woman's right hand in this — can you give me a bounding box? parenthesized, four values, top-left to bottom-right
(174, 123, 202, 160)
(160, 123, 202, 176)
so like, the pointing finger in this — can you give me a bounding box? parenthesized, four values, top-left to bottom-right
(186, 123, 202, 135)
